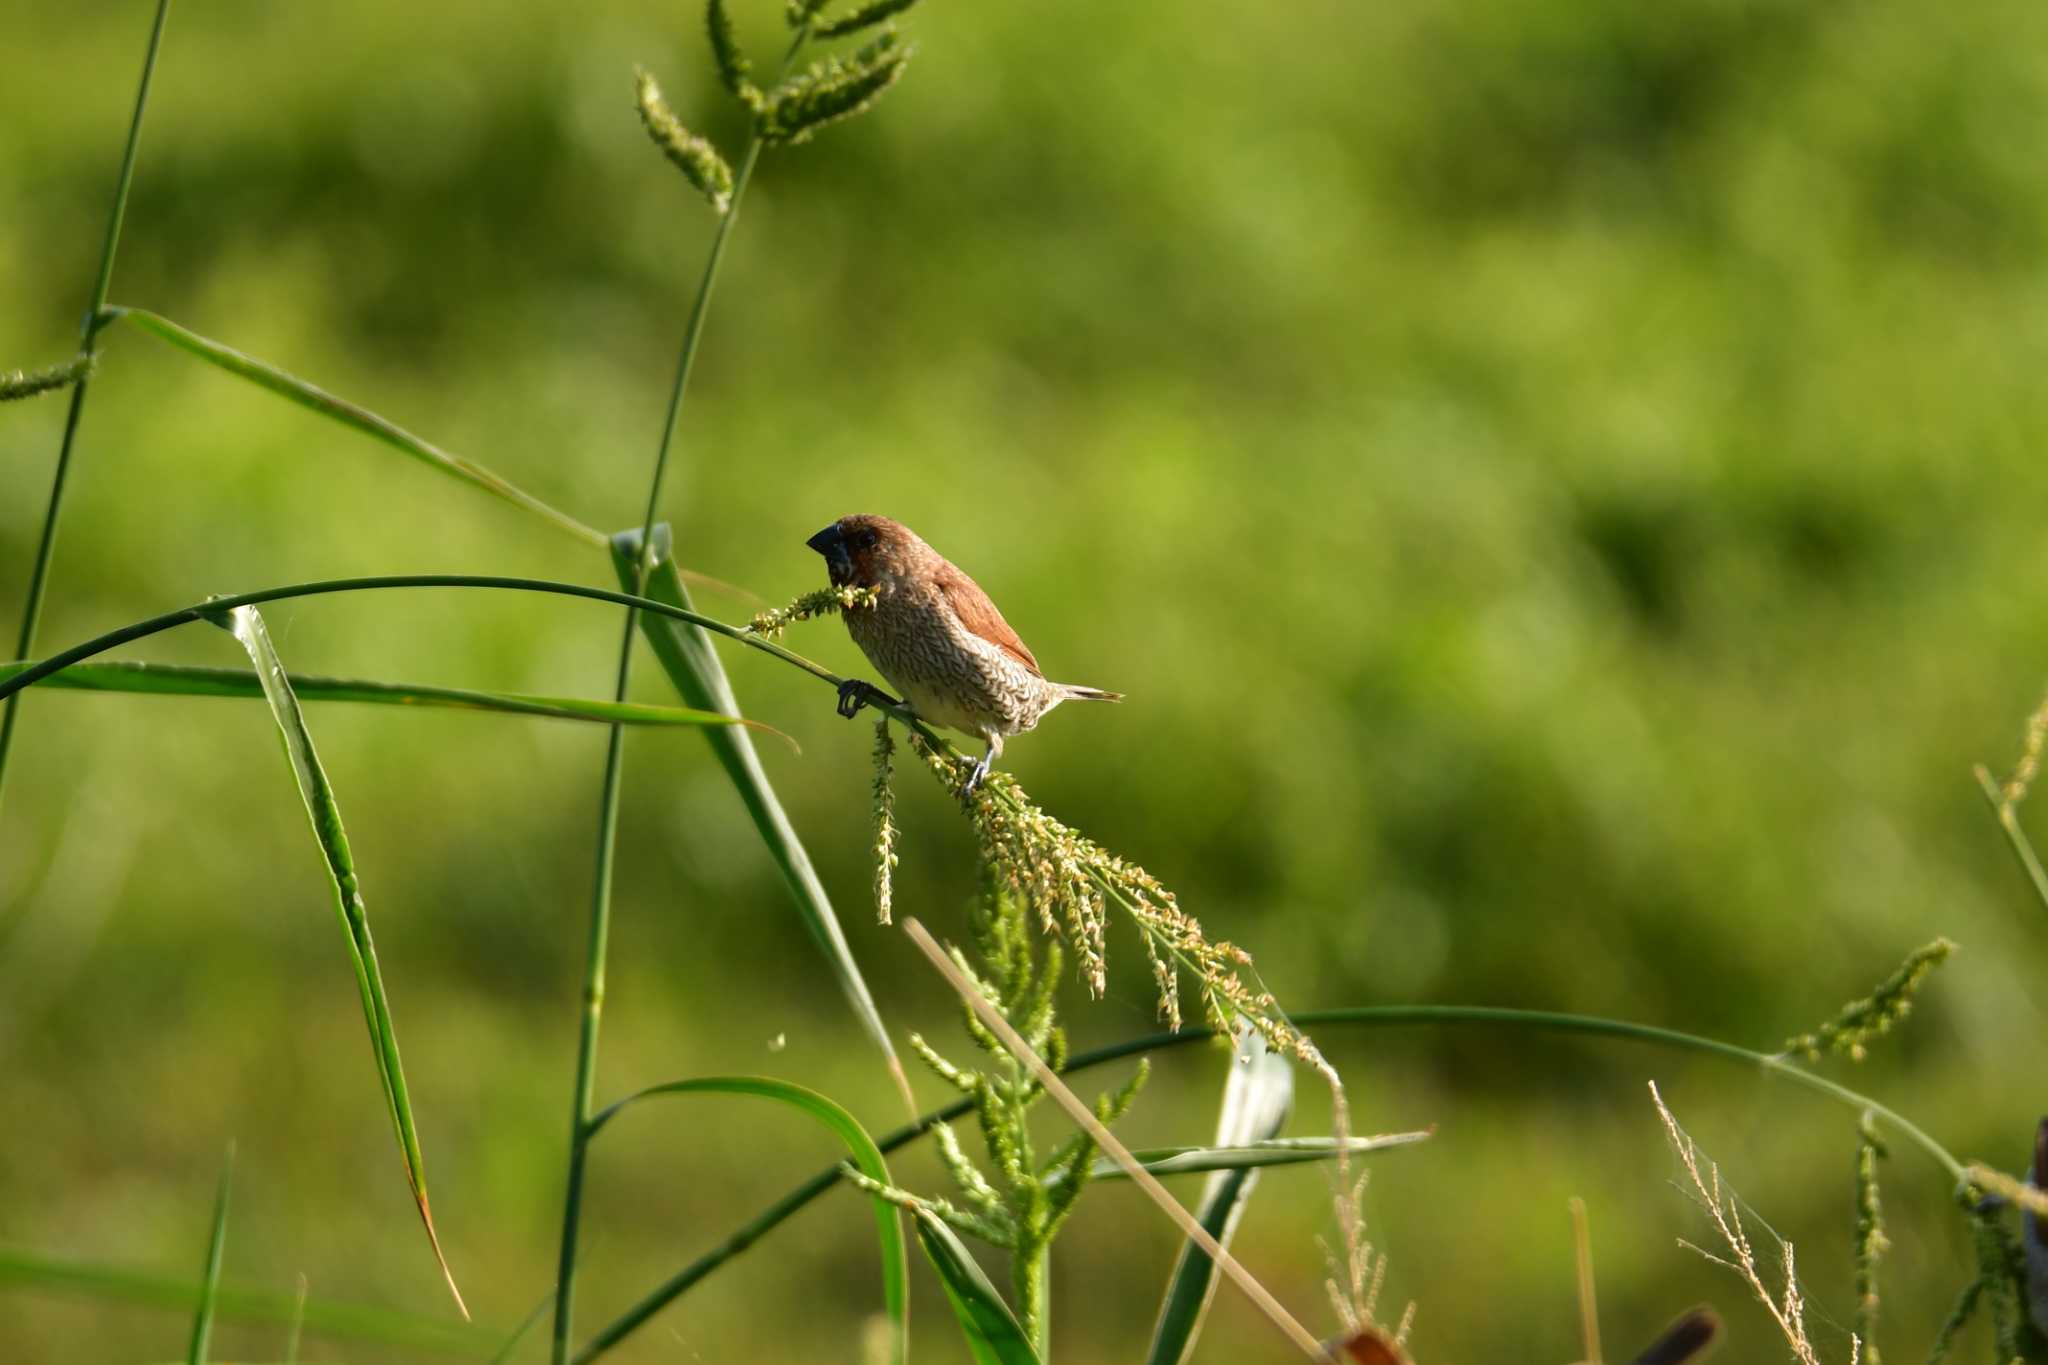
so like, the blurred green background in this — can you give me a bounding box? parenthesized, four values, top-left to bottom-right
(5, 0, 2047, 1359)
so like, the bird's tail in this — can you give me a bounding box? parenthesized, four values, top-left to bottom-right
(1058, 684, 1123, 702)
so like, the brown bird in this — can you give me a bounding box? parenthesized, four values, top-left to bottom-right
(806, 514, 1121, 793)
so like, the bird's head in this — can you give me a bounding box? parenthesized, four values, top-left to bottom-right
(806, 514, 919, 589)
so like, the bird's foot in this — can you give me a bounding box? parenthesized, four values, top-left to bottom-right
(836, 678, 897, 720)
(961, 749, 996, 800)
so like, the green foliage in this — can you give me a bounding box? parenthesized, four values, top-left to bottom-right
(208, 604, 465, 1316)
(911, 1208, 1042, 1365)
(895, 883, 1150, 1350)
(186, 1150, 232, 1365)
(611, 528, 911, 1104)
(583, 1076, 908, 1365)
(1145, 1030, 1292, 1365)
(0, 658, 785, 734)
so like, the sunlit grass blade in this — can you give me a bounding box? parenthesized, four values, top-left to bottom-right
(578, 1076, 905, 1365)
(611, 526, 912, 1112)
(207, 603, 466, 1318)
(911, 1207, 1040, 1365)
(1144, 1030, 1293, 1365)
(187, 1147, 232, 1365)
(0, 1247, 497, 1355)
(107, 306, 605, 548)
(1094, 1133, 1430, 1183)
(2, 658, 790, 743)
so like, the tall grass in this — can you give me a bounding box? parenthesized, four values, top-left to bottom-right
(5, 2, 2048, 1362)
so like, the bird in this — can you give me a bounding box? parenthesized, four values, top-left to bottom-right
(805, 514, 1121, 794)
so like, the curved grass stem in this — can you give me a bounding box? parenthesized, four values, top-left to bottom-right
(574, 1004, 1964, 1361)
(553, 29, 813, 1363)
(0, 0, 172, 819)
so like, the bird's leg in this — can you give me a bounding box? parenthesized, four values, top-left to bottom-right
(962, 734, 1003, 799)
(836, 678, 898, 719)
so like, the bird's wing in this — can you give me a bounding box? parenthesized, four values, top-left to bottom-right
(935, 559, 1041, 675)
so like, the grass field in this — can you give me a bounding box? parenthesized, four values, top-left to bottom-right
(4, 0, 2047, 1360)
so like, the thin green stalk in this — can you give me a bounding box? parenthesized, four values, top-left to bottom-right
(0, 1246, 501, 1355)
(552, 30, 803, 1362)
(577, 1004, 1964, 1361)
(1975, 765, 2048, 915)
(0, 575, 852, 707)
(187, 1147, 232, 1365)
(0, 0, 172, 817)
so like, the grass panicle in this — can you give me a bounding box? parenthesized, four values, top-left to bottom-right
(904, 731, 1315, 1070)
(1782, 939, 1954, 1064)
(1651, 1082, 1837, 1365)
(854, 884, 1147, 1351)
(2000, 687, 2048, 809)
(634, 68, 735, 213)
(747, 584, 877, 637)
(0, 353, 93, 401)
(1852, 1117, 1886, 1364)
(1319, 1169, 1412, 1352)
(757, 29, 911, 144)
(871, 717, 899, 924)
(707, 0, 763, 107)
(816, 0, 922, 40)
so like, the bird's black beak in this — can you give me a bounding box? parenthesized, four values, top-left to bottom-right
(806, 524, 853, 585)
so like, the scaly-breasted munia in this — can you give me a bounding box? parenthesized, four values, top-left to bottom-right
(806, 515, 1121, 792)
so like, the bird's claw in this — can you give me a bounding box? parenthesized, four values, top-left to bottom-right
(836, 679, 896, 720)
(962, 749, 995, 799)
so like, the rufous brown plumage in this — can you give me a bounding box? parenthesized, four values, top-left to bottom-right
(806, 514, 1121, 791)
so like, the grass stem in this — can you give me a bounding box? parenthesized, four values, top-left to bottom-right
(575, 1003, 1964, 1360)
(552, 30, 806, 1359)
(0, 0, 172, 818)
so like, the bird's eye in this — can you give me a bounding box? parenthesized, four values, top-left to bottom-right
(859, 530, 879, 550)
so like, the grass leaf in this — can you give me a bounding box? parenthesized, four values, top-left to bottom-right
(0, 1247, 497, 1355)
(187, 1148, 233, 1365)
(611, 526, 912, 1111)
(108, 307, 605, 548)
(3, 658, 790, 744)
(911, 1207, 1041, 1365)
(206, 604, 467, 1318)
(1144, 1029, 1294, 1365)
(1092, 1132, 1430, 1183)
(585, 1076, 906, 1365)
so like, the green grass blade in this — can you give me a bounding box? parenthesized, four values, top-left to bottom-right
(0, 0, 173, 816)
(610, 526, 911, 1112)
(107, 307, 605, 548)
(490, 1292, 556, 1365)
(187, 1147, 232, 1365)
(1092, 1132, 1431, 1183)
(1, 659, 790, 742)
(284, 1275, 307, 1365)
(581, 1077, 906, 1365)
(0, 1247, 497, 1355)
(911, 1208, 1041, 1365)
(1144, 1031, 1293, 1365)
(207, 604, 467, 1318)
